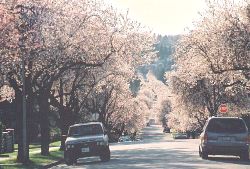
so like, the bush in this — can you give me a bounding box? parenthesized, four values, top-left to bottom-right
(50, 127, 61, 142)
(0, 122, 7, 153)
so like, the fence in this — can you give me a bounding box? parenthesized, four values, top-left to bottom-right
(0, 129, 14, 154)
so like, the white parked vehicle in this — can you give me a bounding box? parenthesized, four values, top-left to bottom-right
(64, 122, 110, 165)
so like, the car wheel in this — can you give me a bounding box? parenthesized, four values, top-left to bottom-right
(100, 146, 111, 162)
(73, 158, 78, 164)
(200, 149, 208, 159)
(64, 152, 74, 165)
(201, 153, 208, 159)
(198, 147, 202, 157)
(240, 151, 249, 161)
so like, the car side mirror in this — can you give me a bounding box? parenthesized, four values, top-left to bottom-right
(104, 130, 108, 135)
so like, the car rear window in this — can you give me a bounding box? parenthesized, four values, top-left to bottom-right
(206, 118, 247, 133)
(68, 124, 103, 137)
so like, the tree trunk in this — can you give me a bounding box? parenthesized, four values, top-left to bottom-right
(16, 93, 30, 162)
(39, 91, 50, 156)
(16, 97, 24, 162)
(13, 90, 25, 162)
(59, 107, 74, 150)
(59, 79, 67, 150)
(40, 117, 50, 155)
(60, 122, 68, 151)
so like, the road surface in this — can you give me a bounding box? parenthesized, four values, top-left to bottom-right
(51, 125, 250, 169)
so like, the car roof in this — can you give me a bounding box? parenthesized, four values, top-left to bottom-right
(70, 122, 103, 127)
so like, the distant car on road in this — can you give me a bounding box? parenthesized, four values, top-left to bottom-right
(199, 117, 249, 161)
(163, 126, 170, 133)
(118, 135, 132, 142)
(64, 122, 110, 165)
(172, 132, 188, 139)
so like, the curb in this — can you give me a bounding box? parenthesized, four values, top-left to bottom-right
(42, 159, 64, 169)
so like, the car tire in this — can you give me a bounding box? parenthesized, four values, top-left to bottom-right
(200, 149, 208, 159)
(64, 152, 74, 166)
(240, 151, 249, 161)
(198, 147, 202, 157)
(201, 152, 208, 159)
(100, 146, 111, 162)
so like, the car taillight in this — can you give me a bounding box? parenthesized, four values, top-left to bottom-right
(204, 133, 208, 143)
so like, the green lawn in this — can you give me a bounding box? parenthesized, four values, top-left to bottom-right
(0, 141, 63, 169)
(0, 150, 63, 169)
(50, 141, 61, 147)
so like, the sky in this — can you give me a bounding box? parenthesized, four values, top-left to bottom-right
(106, 0, 206, 35)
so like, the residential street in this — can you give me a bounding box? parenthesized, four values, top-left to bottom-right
(51, 125, 250, 169)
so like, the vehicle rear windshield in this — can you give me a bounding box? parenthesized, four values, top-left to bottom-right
(68, 124, 103, 137)
(206, 118, 247, 133)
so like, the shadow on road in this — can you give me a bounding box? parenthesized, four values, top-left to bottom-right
(207, 156, 250, 165)
(74, 146, 246, 169)
(75, 148, 200, 169)
(75, 148, 250, 169)
(77, 149, 205, 169)
(140, 125, 174, 142)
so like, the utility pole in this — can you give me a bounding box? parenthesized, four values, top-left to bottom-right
(18, 5, 28, 163)
(21, 51, 28, 163)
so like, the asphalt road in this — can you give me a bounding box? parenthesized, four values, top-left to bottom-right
(51, 125, 250, 169)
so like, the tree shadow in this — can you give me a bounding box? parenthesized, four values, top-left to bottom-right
(70, 139, 249, 169)
(72, 147, 226, 169)
(207, 156, 250, 165)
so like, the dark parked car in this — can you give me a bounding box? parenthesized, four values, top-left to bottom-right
(172, 132, 188, 139)
(64, 122, 110, 165)
(199, 117, 249, 161)
(118, 135, 132, 142)
(163, 126, 170, 133)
